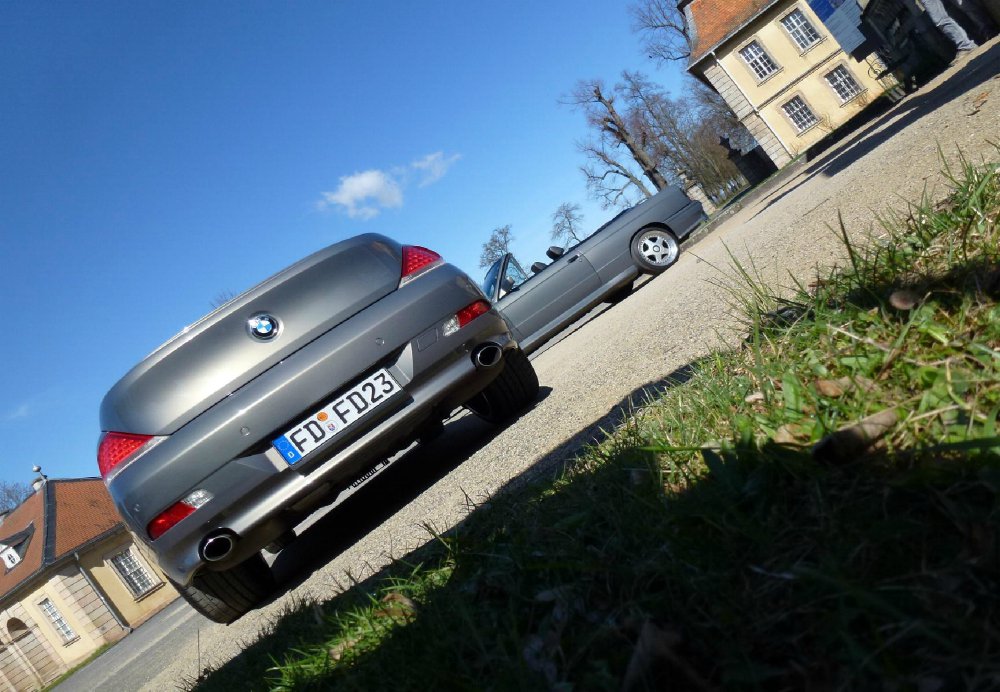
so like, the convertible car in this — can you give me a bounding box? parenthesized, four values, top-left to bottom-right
(482, 186, 706, 354)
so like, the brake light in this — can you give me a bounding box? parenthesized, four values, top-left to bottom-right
(442, 299, 492, 336)
(98, 432, 154, 479)
(400, 246, 442, 285)
(148, 502, 196, 540)
(456, 299, 491, 327)
(147, 489, 214, 540)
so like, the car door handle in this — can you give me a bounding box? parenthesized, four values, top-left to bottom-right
(567, 254, 581, 263)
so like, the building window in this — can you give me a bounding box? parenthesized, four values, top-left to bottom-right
(1, 545, 20, 569)
(782, 96, 819, 133)
(739, 41, 779, 81)
(38, 599, 76, 643)
(780, 9, 822, 51)
(825, 65, 863, 103)
(111, 549, 159, 598)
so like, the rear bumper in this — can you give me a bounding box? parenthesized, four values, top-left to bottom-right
(107, 266, 516, 585)
(171, 322, 511, 584)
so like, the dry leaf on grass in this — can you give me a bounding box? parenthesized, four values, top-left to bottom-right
(816, 379, 846, 397)
(773, 424, 809, 445)
(812, 409, 898, 464)
(815, 376, 875, 398)
(372, 592, 417, 621)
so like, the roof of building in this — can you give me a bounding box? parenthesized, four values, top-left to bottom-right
(0, 478, 122, 601)
(686, 0, 783, 67)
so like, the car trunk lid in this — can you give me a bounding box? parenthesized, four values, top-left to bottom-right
(101, 234, 403, 435)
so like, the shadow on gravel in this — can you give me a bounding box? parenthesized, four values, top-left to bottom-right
(192, 361, 701, 689)
(750, 43, 1000, 218)
(263, 386, 554, 596)
(193, 347, 1000, 689)
(266, 355, 694, 594)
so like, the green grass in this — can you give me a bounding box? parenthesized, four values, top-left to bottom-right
(42, 643, 111, 691)
(193, 155, 1000, 691)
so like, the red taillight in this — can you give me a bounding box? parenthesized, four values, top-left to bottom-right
(148, 502, 196, 540)
(400, 245, 442, 283)
(98, 432, 153, 479)
(457, 299, 491, 327)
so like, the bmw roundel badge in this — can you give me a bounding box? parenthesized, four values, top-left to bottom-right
(247, 313, 280, 341)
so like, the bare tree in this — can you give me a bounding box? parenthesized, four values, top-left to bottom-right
(630, 0, 691, 64)
(580, 140, 655, 209)
(618, 72, 746, 203)
(565, 79, 667, 208)
(629, 0, 758, 202)
(210, 290, 238, 309)
(551, 203, 585, 245)
(479, 224, 515, 269)
(0, 481, 32, 513)
(568, 70, 749, 209)
(688, 78, 756, 152)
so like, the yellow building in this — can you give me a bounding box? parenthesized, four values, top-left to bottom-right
(683, 0, 893, 167)
(0, 478, 177, 691)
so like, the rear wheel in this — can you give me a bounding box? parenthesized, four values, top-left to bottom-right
(465, 348, 539, 423)
(172, 552, 275, 624)
(630, 226, 679, 274)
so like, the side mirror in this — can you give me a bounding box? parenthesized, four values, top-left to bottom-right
(546, 246, 565, 261)
(501, 276, 516, 293)
(530, 261, 547, 274)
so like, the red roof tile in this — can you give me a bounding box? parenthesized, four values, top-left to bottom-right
(0, 478, 123, 601)
(0, 491, 45, 597)
(52, 479, 120, 559)
(687, 0, 782, 64)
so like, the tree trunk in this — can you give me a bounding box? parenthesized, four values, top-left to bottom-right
(592, 85, 668, 192)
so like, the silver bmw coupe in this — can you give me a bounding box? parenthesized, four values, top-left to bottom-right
(99, 234, 538, 623)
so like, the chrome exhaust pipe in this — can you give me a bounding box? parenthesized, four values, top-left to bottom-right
(201, 531, 237, 562)
(472, 343, 503, 369)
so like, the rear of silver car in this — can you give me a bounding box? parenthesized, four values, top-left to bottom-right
(98, 234, 534, 622)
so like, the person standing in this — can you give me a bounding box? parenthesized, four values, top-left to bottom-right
(921, 0, 991, 54)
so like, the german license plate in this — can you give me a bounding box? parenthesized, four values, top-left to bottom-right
(272, 369, 401, 465)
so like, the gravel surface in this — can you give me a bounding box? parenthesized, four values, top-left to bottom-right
(128, 43, 1000, 691)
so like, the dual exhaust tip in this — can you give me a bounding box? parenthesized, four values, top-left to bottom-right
(472, 343, 503, 369)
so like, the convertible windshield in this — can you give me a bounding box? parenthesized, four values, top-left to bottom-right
(481, 257, 503, 298)
(502, 256, 529, 294)
(482, 255, 531, 299)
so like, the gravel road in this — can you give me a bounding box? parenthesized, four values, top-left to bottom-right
(72, 42, 1000, 691)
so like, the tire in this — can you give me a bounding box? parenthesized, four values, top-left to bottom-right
(465, 348, 539, 423)
(630, 226, 679, 274)
(172, 552, 275, 624)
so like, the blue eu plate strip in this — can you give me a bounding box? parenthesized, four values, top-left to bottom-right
(272, 435, 302, 465)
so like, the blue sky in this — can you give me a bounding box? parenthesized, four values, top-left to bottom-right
(0, 2, 686, 483)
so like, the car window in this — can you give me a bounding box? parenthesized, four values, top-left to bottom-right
(481, 257, 503, 298)
(503, 256, 529, 291)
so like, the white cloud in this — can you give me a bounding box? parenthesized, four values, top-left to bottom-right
(411, 152, 462, 188)
(5, 403, 31, 421)
(319, 169, 404, 220)
(318, 152, 460, 220)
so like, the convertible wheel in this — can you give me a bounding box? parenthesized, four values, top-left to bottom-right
(465, 348, 539, 423)
(630, 226, 679, 274)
